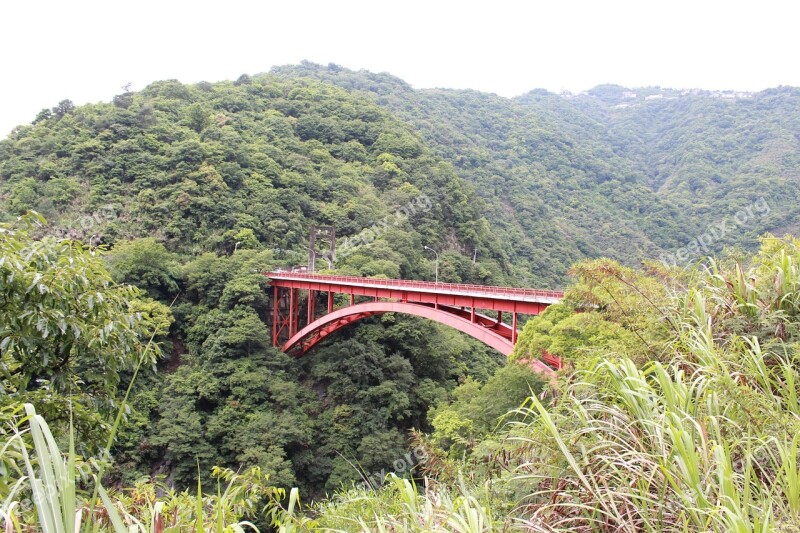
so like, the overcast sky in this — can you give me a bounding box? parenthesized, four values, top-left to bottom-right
(1, 0, 798, 136)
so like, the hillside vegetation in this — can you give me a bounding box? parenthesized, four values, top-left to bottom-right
(1, 65, 800, 530)
(273, 64, 797, 282)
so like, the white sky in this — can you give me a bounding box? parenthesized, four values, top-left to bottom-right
(1, 0, 798, 137)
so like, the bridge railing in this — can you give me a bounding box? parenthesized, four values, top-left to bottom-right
(265, 271, 565, 299)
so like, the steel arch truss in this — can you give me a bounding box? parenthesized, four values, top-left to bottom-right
(281, 301, 554, 374)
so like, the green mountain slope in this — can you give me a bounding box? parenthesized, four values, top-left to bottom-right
(5, 65, 795, 285)
(271, 62, 797, 278)
(0, 74, 511, 496)
(579, 86, 800, 235)
(2, 65, 799, 498)
(0, 76, 503, 282)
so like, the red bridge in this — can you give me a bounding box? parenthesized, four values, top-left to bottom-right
(267, 272, 564, 373)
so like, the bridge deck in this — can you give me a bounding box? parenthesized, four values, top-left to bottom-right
(266, 271, 563, 315)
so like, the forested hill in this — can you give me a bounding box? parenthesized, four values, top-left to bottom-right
(0, 75, 501, 284)
(3, 64, 800, 518)
(2, 65, 798, 285)
(272, 63, 798, 280)
(6, 61, 800, 530)
(0, 71, 519, 495)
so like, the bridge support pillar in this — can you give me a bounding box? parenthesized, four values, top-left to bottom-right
(272, 285, 279, 346)
(512, 312, 518, 344)
(272, 286, 300, 347)
(289, 289, 298, 338)
(327, 291, 334, 313)
(307, 290, 317, 325)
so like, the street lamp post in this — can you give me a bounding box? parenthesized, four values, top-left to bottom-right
(424, 245, 439, 284)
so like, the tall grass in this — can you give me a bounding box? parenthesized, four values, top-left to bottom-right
(312, 474, 495, 532)
(505, 243, 800, 531)
(508, 353, 797, 531)
(0, 403, 309, 532)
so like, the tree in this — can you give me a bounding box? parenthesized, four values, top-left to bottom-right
(42, 176, 81, 209)
(7, 178, 38, 214)
(234, 74, 252, 86)
(113, 92, 134, 109)
(52, 99, 75, 118)
(429, 362, 545, 457)
(0, 214, 170, 445)
(186, 103, 210, 133)
(32, 108, 52, 124)
(107, 237, 180, 300)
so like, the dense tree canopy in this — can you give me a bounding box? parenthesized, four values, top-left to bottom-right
(272, 63, 796, 285)
(2, 65, 800, 530)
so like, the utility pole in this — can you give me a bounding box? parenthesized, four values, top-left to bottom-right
(424, 246, 439, 284)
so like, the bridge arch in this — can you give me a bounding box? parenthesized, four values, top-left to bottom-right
(283, 301, 516, 357)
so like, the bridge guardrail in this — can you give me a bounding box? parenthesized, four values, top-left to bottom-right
(265, 271, 565, 299)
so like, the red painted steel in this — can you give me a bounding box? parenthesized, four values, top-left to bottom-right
(267, 271, 563, 299)
(429, 304, 516, 340)
(266, 271, 564, 372)
(282, 302, 555, 375)
(266, 272, 559, 316)
(289, 288, 296, 338)
(272, 287, 293, 347)
(512, 312, 518, 344)
(282, 302, 514, 355)
(541, 351, 564, 370)
(272, 285, 279, 344)
(307, 289, 316, 324)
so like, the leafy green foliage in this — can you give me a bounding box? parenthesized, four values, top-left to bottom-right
(0, 215, 171, 447)
(4, 65, 800, 530)
(429, 362, 545, 458)
(0, 74, 496, 287)
(106, 238, 179, 300)
(513, 257, 677, 366)
(271, 63, 796, 286)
